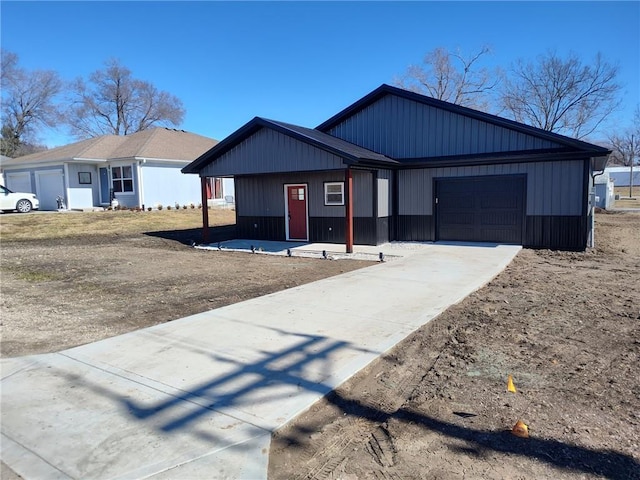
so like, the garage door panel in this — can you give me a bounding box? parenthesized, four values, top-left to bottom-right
(6, 172, 32, 193)
(36, 170, 65, 211)
(480, 192, 521, 209)
(440, 193, 474, 210)
(440, 225, 474, 239)
(478, 212, 521, 226)
(436, 175, 525, 244)
(441, 213, 475, 225)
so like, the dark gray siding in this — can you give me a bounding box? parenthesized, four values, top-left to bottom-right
(327, 95, 563, 158)
(352, 170, 373, 217)
(398, 160, 585, 216)
(236, 170, 371, 218)
(201, 128, 346, 177)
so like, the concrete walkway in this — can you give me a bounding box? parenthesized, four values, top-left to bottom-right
(1, 242, 521, 480)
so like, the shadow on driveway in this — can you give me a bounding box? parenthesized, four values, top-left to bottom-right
(59, 324, 639, 480)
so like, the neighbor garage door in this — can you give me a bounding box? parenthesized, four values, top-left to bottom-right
(36, 169, 65, 210)
(435, 175, 525, 244)
(6, 172, 32, 193)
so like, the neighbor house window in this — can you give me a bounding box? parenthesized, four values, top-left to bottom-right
(78, 172, 91, 184)
(324, 182, 344, 205)
(112, 166, 133, 193)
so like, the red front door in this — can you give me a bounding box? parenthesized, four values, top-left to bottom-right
(287, 185, 307, 240)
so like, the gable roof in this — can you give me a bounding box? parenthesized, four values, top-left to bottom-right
(317, 84, 611, 156)
(182, 117, 397, 174)
(2, 128, 218, 167)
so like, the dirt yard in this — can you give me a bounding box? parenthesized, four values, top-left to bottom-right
(1, 210, 639, 480)
(269, 211, 640, 480)
(0, 211, 373, 358)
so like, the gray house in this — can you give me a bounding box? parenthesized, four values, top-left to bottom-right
(183, 85, 610, 251)
(1, 128, 234, 211)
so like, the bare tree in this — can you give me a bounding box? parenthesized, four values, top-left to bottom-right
(395, 46, 499, 111)
(65, 59, 185, 138)
(1, 49, 62, 157)
(500, 51, 621, 139)
(608, 106, 640, 197)
(1, 49, 18, 83)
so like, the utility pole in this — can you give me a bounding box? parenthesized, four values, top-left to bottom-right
(630, 134, 635, 199)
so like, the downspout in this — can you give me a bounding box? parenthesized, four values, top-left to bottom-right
(589, 158, 608, 249)
(63, 162, 71, 210)
(345, 168, 354, 253)
(137, 159, 146, 209)
(201, 176, 210, 243)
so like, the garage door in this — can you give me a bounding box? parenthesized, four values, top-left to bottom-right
(436, 175, 525, 244)
(6, 172, 32, 193)
(36, 170, 65, 210)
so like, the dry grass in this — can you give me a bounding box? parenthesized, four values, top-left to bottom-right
(614, 186, 640, 197)
(614, 186, 640, 208)
(0, 208, 236, 241)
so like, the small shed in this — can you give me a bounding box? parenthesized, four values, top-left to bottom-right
(184, 85, 611, 251)
(594, 172, 615, 209)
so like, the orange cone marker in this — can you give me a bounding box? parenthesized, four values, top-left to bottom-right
(511, 420, 529, 438)
(507, 375, 517, 393)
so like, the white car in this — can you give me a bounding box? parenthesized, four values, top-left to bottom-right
(0, 185, 39, 213)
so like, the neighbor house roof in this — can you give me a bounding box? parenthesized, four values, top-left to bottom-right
(1, 128, 218, 167)
(317, 84, 612, 156)
(182, 117, 397, 174)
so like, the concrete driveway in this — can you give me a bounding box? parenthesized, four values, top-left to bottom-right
(1, 242, 520, 479)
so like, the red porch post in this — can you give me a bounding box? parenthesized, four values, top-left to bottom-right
(345, 168, 354, 253)
(201, 176, 210, 243)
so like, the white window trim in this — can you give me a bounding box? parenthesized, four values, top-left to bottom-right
(111, 164, 135, 196)
(324, 181, 345, 206)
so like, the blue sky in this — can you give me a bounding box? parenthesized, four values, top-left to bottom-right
(2, 1, 639, 147)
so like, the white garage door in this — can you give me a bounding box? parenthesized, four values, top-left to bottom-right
(36, 170, 65, 210)
(6, 172, 32, 193)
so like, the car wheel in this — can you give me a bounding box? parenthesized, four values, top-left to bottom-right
(16, 199, 32, 213)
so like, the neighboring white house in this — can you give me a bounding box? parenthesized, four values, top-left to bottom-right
(0, 128, 234, 211)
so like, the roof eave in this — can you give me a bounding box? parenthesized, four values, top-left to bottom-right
(183, 117, 397, 174)
(396, 149, 610, 169)
(183, 118, 265, 174)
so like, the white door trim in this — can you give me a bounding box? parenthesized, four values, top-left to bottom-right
(284, 183, 309, 241)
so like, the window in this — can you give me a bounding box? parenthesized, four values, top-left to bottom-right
(78, 172, 91, 184)
(112, 166, 133, 193)
(290, 187, 305, 201)
(324, 182, 344, 205)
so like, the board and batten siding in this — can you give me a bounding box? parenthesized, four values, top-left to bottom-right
(327, 95, 563, 158)
(141, 162, 201, 208)
(398, 160, 585, 216)
(66, 162, 99, 207)
(236, 170, 372, 218)
(200, 128, 346, 178)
